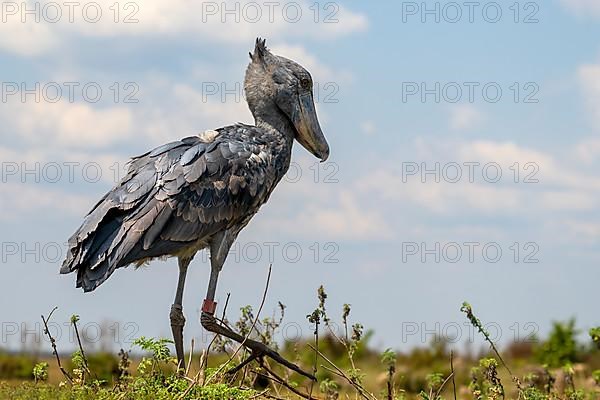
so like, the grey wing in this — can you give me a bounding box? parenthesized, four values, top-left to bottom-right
(61, 131, 275, 292)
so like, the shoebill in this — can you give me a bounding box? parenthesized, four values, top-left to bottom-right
(60, 38, 329, 379)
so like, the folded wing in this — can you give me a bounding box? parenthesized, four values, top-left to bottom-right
(61, 126, 278, 292)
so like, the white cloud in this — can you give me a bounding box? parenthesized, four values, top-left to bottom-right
(457, 140, 600, 191)
(62, 151, 130, 185)
(356, 167, 523, 216)
(541, 191, 596, 211)
(0, 146, 50, 165)
(578, 63, 600, 129)
(0, 1, 368, 56)
(448, 104, 484, 131)
(2, 101, 134, 149)
(0, 183, 92, 221)
(560, 0, 600, 16)
(354, 139, 600, 221)
(113, 1, 369, 41)
(316, 5, 369, 36)
(0, 72, 255, 152)
(560, 219, 600, 242)
(573, 138, 600, 164)
(269, 43, 353, 86)
(290, 192, 393, 240)
(0, 18, 59, 56)
(457, 140, 551, 167)
(133, 81, 253, 144)
(360, 121, 376, 135)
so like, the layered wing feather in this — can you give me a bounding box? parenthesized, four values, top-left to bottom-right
(61, 125, 285, 292)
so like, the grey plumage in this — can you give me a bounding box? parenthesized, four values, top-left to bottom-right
(61, 124, 291, 291)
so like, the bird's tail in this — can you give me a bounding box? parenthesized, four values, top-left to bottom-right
(61, 192, 172, 292)
(61, 203, 127, 292)
(62, 149, 170, 291)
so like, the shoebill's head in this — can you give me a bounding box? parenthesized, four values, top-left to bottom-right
(244, 38, 330, 162)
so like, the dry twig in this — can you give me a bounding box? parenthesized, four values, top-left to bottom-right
(41, 307, 72, 383)
(451, 350, 457, 400)
(308, 344, 376, 400)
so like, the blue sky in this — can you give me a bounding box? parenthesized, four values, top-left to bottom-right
(1, 0, 600, 352)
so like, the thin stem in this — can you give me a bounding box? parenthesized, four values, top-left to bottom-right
(259, 363, 320, 400)
(72, 317, 91, 376)
(308, 318, 319, 399)
(434, 372, 455, 399)
(308, 344, 376, 400)
(185, 338, 194, 377)
(41, 307, 72, 383)
(450, 350, 457, 400)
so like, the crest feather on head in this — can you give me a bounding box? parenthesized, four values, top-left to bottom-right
(249, 37, 276, 67)
(244, 37, 279, 105)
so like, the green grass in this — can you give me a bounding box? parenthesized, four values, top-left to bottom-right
(0, 381, 255, 400)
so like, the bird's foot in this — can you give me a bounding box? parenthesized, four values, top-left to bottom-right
(170, 304, 186, 372)
(227, 338, 316, 381)
(200, 311, 315, 381)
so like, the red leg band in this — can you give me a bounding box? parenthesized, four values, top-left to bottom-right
(202, 299, 217, 315)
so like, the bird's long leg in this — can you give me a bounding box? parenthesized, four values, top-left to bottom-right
(171, 257, 191, 371)
(199, 237, 315, 381)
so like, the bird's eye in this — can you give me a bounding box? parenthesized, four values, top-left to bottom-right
(300, 78, 312, 90)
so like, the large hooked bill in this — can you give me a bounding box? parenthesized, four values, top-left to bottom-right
(291, 93, 330, 162)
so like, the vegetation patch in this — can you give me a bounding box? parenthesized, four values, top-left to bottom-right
(0, 290, 599, 399)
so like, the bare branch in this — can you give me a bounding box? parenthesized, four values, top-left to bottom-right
(41, 307, 72, 383)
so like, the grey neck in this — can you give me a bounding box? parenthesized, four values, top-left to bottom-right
(252, 105, 296, 143)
